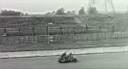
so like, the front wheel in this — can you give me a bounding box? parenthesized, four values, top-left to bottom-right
(72, 58, 77, 63)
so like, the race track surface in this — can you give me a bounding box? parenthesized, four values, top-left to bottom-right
(0, 52, 128, 69)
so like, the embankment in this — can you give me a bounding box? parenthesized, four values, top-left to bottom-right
(0, 46, 128, 58)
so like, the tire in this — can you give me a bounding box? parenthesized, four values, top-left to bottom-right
(73, 58, 77, 63)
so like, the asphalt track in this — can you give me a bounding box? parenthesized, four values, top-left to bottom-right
(1, 52, 128, 69)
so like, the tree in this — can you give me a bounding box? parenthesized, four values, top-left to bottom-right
(0, 10, 24, 16)
(67, 11, 72, 15)
(72, 10, 76, 15)
(55, 8, 65, 15)
(66, 10, 76, 15)
(87, 7, 98, 15)
(79, 7, 86, 15)
(45, 11, 56, 16)
(45, 12, 52, 15)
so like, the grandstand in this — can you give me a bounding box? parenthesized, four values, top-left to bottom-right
(0, 14, 128, 52)
(0, 15, 85, 36)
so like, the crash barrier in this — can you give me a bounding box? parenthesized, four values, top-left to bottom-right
(0, 46, 128, 58)
(0, 32, 128, 45)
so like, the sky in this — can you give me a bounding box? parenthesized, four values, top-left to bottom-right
(0, 0, 127, 14)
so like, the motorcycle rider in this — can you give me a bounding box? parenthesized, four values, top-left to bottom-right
(60, 52, 67, 60)
(67, 53, 73, 61)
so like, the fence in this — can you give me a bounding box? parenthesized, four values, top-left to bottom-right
(0, 32, 128, 45)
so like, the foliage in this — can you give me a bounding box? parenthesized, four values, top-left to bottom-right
(87, 7, 98, 15)
(55, 8, 65, 15)
(0, 10, 24, 16)
(79, 7, 86, 15)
